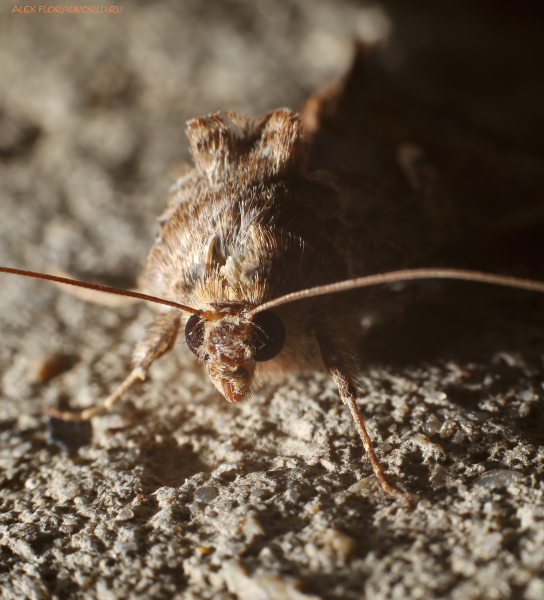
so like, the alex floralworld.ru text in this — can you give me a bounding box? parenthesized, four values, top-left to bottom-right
(12, 5, 122, 13)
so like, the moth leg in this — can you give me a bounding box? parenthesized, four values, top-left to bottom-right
(47, 311, 182, 421)
(316, 331, 410, 504)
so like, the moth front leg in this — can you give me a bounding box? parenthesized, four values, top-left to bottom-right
(48, 311, 182, 421)
(315, 330, 410, 504)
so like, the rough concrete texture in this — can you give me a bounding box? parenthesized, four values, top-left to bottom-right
(1, 2, 544, 599)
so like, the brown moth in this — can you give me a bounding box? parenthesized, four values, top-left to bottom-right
(2, 107, 544, 504)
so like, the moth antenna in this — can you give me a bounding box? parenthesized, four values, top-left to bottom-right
(0, 267, 201, 315)
(247, 268, 544, 317)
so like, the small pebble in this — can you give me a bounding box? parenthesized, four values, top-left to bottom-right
(194, 486, 219, 503)
(242, 516, 265, 537)
(189, 502, 202, 514)
(12, 441, 33, 458)
(474, 469, 524, 490)
(24, 477, 41, 491)
(250, 489, 267, 501)
(483, 501, 501, 515)
(348, 475, 380, 496)
(73, 571, 92, 588)
(519, 404, 531, 417)
(212, 462, 243, 477)
(474, 532, 503, 560)
(113, 541, 138, 554)
(316, 483, 331, 494)
(115, 507, 134, 521)
(305, 502, 321, 514)
(320, 458, 338, 472)
(451, 431, 465, 444)
(424, 391, 448, 405)
(324, 528, 357, 559)
(59, 483, 81, 501)
(423, 414, 441, 437)
(74, 496, 90, 506)
(285, 489, 300, 503)
(466, 410, 488, 423)
(440, 420, 456, 438)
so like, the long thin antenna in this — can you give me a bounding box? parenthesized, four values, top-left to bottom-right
(247, 268, 544, 317)
(0, 267, 201, 315)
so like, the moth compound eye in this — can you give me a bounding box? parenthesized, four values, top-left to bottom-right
(252, 310, 286, 362)
(185, 314, 205, 356)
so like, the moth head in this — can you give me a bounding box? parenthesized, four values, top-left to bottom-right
(184, 308, 286, 402)
(186, 109, 309, 185)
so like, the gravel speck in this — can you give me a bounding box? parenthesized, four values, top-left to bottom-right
(451, 430, 466, 444)
(115, 507, 134, 521)
(194, 486, 219, 503)
(439, 419, 456, 438)
(474, 469, 524, 490)
(423, 413, 442, 437)
(285, 488, 301, 503)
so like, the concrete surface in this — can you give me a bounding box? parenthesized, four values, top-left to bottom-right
(1, 2, 544, 599)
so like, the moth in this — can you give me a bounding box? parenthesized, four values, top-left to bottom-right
(2, 104, 543, 505)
